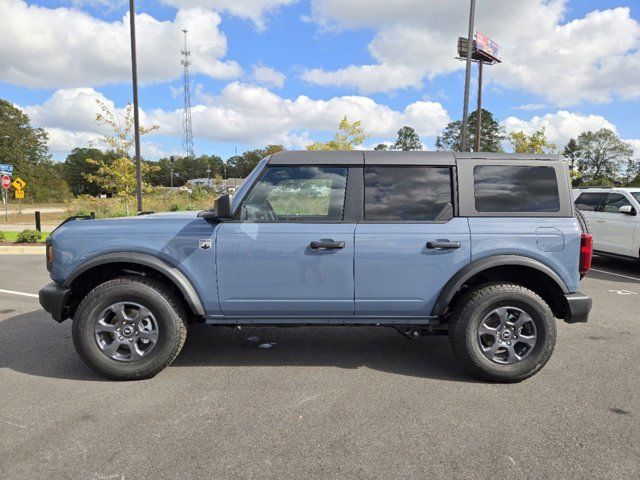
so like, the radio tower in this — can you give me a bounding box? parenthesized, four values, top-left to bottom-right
(181, 29, 194, 158)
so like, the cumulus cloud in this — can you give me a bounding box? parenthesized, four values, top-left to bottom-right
(161, 0, 297, 29)
(21, 84, 451, 157)
(305, 0, 640, 104)
(0, 0, 241, 88)
(251, 65, 286, 88)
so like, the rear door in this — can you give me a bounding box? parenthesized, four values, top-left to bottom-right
(575, 192, 607, 249)
(354, 164, 471, 317)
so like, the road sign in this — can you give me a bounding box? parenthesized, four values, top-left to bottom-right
(1, 175, 10, 189)
(15, 189, 24, 199)
(0, 164, 12, 175)
(12, 177, 26, 190)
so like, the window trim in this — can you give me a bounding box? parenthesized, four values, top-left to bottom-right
(360, 165, 457, 224)
(232, 164, 357, 224)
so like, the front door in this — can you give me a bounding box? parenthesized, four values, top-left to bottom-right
(216, 165, 355, 317)
(355, 165, 471, 317)
(597, 192, 637, 256)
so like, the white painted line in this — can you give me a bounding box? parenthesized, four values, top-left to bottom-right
(0, 289, 39, 298)
(590, 268, 640, 283)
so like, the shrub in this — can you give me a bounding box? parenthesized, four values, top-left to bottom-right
(16, 229, 42, 243)
(0, 231, 5, 242)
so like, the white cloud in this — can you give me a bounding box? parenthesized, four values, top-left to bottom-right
(305, 1, 640, 104)
(161, 0, 297, 29)
(0, 0, 241, 88)
(502, 111, 618, 148)
(22, 84, 451, 157)
(251, 65, 286, 88)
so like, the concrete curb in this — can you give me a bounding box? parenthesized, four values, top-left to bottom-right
(0, 245, 46, 255)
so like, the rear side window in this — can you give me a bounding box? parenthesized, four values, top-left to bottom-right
(364, 166, 453, 221)
(473, 165, 560, 213)
(575, 192, 606, 211)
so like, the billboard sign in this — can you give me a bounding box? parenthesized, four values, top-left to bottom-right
(476, 31, 500, 61)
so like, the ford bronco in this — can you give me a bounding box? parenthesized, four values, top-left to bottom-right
(40, 151, 592, 382)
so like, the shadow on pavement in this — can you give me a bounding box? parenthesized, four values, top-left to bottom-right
(0, 310, 478, 383)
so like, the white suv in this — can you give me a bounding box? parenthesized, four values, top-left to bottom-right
(574, 187, 640, 260)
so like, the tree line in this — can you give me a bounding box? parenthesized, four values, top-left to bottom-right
(1, 97, 638, 205)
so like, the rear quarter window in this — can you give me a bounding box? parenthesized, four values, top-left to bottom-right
(473, 165, 560, 213)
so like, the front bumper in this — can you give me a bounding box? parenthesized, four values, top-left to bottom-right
(563, 292, 592, 324)
(39, 282, 72, 323)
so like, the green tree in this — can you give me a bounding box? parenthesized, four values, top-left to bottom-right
(226, 145, 285, 178)
(392, 126, 423, 151)
(373, 143, 389, 151)
(63, 148, 117, 195)
(307, 117, 368, 150)
(435, 109, 505, 152)
(509, 128, 557, 154)
(84, 157, 159, 216)
(573, 128, 633, 186)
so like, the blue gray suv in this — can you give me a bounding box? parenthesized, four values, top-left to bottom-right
(39, 151, 593, 382)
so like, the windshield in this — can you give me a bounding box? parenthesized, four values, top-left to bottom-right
(632, 192, 640, 204)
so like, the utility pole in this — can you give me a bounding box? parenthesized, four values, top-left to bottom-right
(181, 30, 195, 158)
(474, 59, 484, 152)
(460, 0, 476, 152)
(129, 0, 143, 212)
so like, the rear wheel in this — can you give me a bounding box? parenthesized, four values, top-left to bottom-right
(448, 283, 556, 382)
(72, 276, 187, 380)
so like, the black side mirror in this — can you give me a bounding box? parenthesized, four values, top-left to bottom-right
(215, 194, 233, 218)
(198, 194, 233, 221)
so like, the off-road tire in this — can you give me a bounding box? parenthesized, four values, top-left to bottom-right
(448, 283, 556, 383)
(72, 276, 187, 380)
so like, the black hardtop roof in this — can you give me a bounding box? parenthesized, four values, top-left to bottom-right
(267, 150, 563, 166)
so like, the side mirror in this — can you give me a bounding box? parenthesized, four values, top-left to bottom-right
(214, 194, 233, 218)
(619, 205, 635, 215)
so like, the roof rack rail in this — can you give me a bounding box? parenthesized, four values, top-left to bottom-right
(580, 186, 613, 189)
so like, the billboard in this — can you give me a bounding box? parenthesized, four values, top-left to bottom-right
(476, 31, 500, 61)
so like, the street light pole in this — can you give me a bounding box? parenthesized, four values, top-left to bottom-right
(460, 0, 476, 152)
(129, 0, 143, 213)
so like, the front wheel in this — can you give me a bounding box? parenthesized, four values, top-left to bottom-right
(448, 283, 556, 383)
(72, 276, 187, 380)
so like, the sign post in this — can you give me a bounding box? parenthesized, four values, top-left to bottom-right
(1, 174, 10, 221)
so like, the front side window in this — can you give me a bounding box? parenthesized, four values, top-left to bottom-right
(240, 166, 348, 222)
(474, 165, 560, 213)
(575, 192, 606, 212)
(602, 193, 632, 213)
(632, 192, 640, 204)
(364, 166, 453, 221)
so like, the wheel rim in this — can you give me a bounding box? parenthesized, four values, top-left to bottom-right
(94, 302, 159, 362)
(477, 306, 538, 365)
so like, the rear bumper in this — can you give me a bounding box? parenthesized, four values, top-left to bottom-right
(563, 292, 592, 324)
(39, 282, 72, 323)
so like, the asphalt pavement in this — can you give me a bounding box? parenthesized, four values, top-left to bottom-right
(0, 254, 638, 479)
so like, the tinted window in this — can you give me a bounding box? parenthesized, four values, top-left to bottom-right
(603, 193, 632, 213)
(473, 165, 560, 213)
(632, 192, 640, 204)
(364, 166, 453, 221)
(575, 192, 606, 211)
(241, 166, 348, 222)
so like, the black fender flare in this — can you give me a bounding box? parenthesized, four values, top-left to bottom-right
(63, 252, 206, 316)
(432, 255, 569, 317)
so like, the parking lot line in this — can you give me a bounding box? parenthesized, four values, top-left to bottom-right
(0, 289, 39, 299)
(590, 268, 640, 283)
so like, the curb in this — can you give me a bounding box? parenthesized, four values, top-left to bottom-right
(0, 245, 46, 255)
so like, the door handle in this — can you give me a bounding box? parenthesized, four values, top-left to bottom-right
(426, 240, 461, 250)
(310, 240, 345, 250)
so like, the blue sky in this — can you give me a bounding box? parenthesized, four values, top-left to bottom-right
(1, 0, 639, 161)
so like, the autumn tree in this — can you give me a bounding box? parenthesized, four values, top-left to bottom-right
(95, 99, 158, 157)
(435, 109, 505, 152)
(307, 117, 368, 150)
(392, 126, 423, 151)
(509, 128, 557, 154)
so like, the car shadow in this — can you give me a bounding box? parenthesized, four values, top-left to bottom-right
(0, 310, 480, 383)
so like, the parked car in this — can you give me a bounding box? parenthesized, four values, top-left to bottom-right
(574, 187, 640, 260)
(40, 151, 592, 382)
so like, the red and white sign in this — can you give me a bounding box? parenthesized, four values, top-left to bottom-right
(1, 175, 11, 189)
